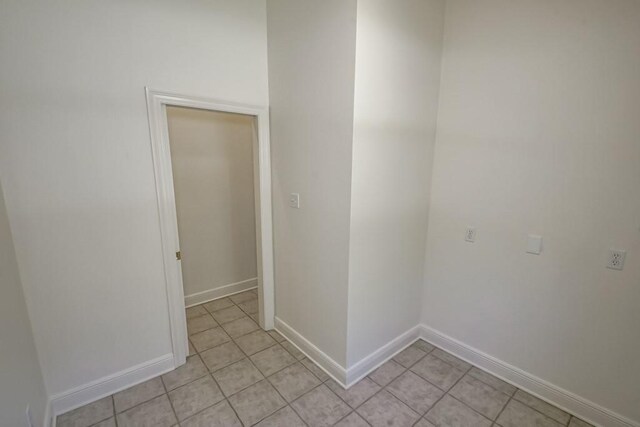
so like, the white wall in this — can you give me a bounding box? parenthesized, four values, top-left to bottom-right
(347, 0, 445, 366)
(167, 107, 257, 300)
(423, 0, 640, 422)
(0, 180, 48, 427)
(0, 0, 269, 397)
(267, 0, 357, 366)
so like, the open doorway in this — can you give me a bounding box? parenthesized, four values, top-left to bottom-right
(146, 89, 275, 369)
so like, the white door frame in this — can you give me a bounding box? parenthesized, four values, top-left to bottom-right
(145, 88, 275, 367)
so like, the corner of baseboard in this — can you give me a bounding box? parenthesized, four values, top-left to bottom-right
(345, 325, 421, 387)
(274, 317, 348, 386)
(418, 324, 639, 427)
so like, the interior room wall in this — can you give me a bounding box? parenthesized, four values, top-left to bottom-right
(167, 107, 257, 303)
(0, 0, 269, 398)
(346, 0, 445, 366)
(267, 0, 358, 366)
(423, 0, 640, 422)
(0, 180, 48, 427)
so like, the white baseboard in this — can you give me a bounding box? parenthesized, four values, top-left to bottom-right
(274, 317, 421, 389)
(419, 325, 639, 427)
(345, 325, 421, 387)
(184, 278, 257, 307)
(274, 317, 348, 386)
(48, 353, 175, 420)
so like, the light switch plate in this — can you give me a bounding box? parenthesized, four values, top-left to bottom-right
(289, 193, 300, 209)
(526, 234, 543, 255)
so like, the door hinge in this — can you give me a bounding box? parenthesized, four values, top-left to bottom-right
(176, 251, 182, 261)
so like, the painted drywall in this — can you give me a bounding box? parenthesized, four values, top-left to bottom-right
(0, 0, 269, 396)
(347, 0, 445, 366)
(0, 180, 48, 427)
(267, 0, 357, 366)
(167, 107, 257, 301)
(423, 0, 640, 422)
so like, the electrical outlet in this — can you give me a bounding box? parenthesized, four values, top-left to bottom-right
(465, 227, 476, 242)
(607, 249, 626, 271)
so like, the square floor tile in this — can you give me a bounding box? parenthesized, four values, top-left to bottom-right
(187, 314, 218, 335)
(161, 355, 208, 391)
(190, 327, 231, 352)
(386, 371, 443, 415)
(230, 290, 257, 304)
(113, 377, 165, 413)
(496, 399, 564, 427)
(513, 390, 571, 425)
(368, 360, 405, 386)
(425, 395, 492, 427)
(449, 374, 510, 420)
(228, 379, 286, 426)
(221, 316, 259, 338)
(412, 340, 435, 353)
(180, 399, 242, 427)
(326, 378, 380, 409)
(200, 341, 245, 372)
(467, 367, 516, 396)
(211, 305, 246, 324)
(410, 354, 465, 391)
(213, 358, 264, 396)
(255, 405, 306, 426)
(291, 384, 351, 427)
(168, 375, 224, 421)
(188, 340, 196, 356)
(251, 344, 297, 376)
(186, 305, 207, 319)
(56, 396, 114, 427)
(281, 340, 305, 360)
(430, 348, 471, 371)
(301, 357, 330, 382)
(116, 395, 177, 427)
(238, 298, 259, 314)
(393, 346, 427, 368)
(203, 297, 234, 313)
(334, 412, 370, 427)
(268, 363, 321, 402)
(235, 329, 277, 355)
(357, 389, 420, 427)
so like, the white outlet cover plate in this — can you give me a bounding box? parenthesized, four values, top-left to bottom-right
(607, 249, 626, 271)
(526, 234, 543, 255)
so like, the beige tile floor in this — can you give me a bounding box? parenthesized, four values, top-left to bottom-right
(57, 289, 595, 427)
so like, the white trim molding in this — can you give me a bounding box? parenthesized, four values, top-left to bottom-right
(275, 317, 348, 386)
(184, 279, 257, 308)
(48, 354, 175, 421)
(419, 325, 639, 427)
(275, 317, 422, 389)
(345, 325, 421, 387)
(145, 88, 276, 368)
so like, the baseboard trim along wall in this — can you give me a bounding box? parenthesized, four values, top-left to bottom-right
(184, 277, 257, 307)
(345, 325, 421, 387)
(48, 353, 175, 424)
(419, 325, 639, 427)
(274, 317, 348, 386)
